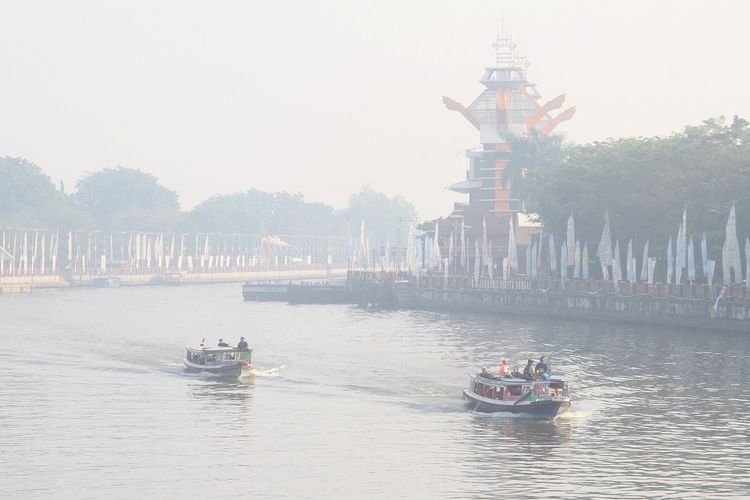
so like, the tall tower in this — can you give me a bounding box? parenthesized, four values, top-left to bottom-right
(444, 29, 575, 217)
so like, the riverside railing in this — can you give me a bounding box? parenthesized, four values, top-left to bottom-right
(0, 228, 351, 278)
(348, 271, 750, 304)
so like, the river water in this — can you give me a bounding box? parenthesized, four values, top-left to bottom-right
(1, 283, 749, 499)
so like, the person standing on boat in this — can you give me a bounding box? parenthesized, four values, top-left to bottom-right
(535, 356, 551, 380)
(217, 339, 229, 347)
(499, 360, 510, 377)
(237, 337, 249, 351)
(522, 359, 536, 381)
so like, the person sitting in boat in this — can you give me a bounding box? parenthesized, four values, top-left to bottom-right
(237, 337, 249, 351)
(498, 360, 510, 377)
(217, 339, 230, 347)
(522, 359, 536, 381)
(535, 356, 551, 380)
(510, 366, 524, 379)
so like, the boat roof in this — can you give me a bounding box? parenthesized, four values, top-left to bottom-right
(186, 346, 246, 352)
(474, 374, 566, 384)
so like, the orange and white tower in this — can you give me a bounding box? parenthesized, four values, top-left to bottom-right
(444, 29, 575, 217)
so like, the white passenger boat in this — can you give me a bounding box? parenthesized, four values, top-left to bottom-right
(463, 372, 570, 418)
(183, 346, 254, 379)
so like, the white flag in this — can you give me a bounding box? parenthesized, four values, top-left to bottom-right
(626, 239, 635, 283)
(487, 242, 493, 280)
(474, 240, 480, 281)
(385, 236, 391, 270)
(566, 215, 575, 266)
(597, 210, 613, 266)
(525, 243, 531, 276)
(405, 221, 417, 270)
(548, 233, 557, 273)
(612, 241, 622, 283)
(416, 236, 423, 270)
(647, 257, 657, 284)
(360, 220, 367, 270)
(582, 243, 589, 281)
(722, 204, 741, 284)
(666, 236, 673, 284)
(706, 259, 716, 286)
(687, 237, 696, 283)
(700, 232, 708, 281)
(459, 220, 466, 268)
(536, 236, 542, 276)
(675, 208, 687, 284)
(508, 217, 518, 274)
(597, 210, 612, 280)
(640, 240, 649, 282)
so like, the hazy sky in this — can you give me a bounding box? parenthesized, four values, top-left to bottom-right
(2, 1, 749, 219)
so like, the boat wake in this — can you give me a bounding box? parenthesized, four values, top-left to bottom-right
(246, 365, 286, 377)
(556, 405, 593, 420)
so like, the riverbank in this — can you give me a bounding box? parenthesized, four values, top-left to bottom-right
(0, 267, 348, 294)
(347, 272, 750, 333)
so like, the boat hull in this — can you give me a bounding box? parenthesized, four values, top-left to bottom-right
(183, 361, 252, 379)
(463, 390, 570, 418)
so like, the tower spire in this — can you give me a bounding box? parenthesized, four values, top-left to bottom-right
(491, 20, 516, 68)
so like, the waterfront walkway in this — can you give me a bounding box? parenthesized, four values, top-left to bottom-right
(0, 267, 348, 294)
(349, 271, 750, 332)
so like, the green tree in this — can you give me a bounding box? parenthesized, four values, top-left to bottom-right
(501, 130, 565, 213)
(0, 156, 89, 229)
(74, 167, 181, 231)
(342, 184, 417, 244)
(531, 116, 750, 262)
(187, 189, 341, 235)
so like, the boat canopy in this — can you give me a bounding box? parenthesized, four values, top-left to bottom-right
(187, 346, 246, 353)
(474, 373, 567, 386)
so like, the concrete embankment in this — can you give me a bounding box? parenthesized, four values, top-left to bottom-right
(0, 268, 348, 294)
(0, 275, 67, 294)
(347, 273, 750, 333)
(411, 286, 749, 332)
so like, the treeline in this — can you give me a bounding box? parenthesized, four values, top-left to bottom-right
(522, 116, 750, 258)
(0, 158, 416, 243)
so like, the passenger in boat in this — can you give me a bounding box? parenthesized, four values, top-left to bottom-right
(535, 356, 551, 380)
(217, 339, 230, 347)
(498, 360, 510, 377)
(237, 337, 249, 351)
(510, 366, 524, 379)
(522, 359, 536, 381)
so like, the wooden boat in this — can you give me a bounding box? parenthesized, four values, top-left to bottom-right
(463, 373, 570, 418)
(183, 346, 254, 379)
